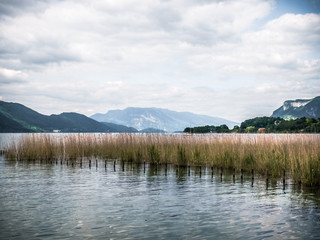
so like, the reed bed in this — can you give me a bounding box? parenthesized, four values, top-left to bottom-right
(4, 133, 320, 186)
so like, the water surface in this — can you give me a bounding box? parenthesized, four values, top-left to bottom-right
(1, 155, 320, 240)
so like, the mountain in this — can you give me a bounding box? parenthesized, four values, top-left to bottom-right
(101, 122, 138, 133)
(139, 128, 166, 133)
(271, 96, 320, 120)
(91, 107, 238, 132)
(0, 101, 135, 133)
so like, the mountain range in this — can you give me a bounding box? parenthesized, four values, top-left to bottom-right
(0, 101, 237, 133)
(271, 96, 320, 120)
(90, 107, 238, 132)
(1, 96, 319, 133)
(0, 101, 135, 133)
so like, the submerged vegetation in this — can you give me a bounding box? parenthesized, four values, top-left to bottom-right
(4, 133, 320, 186)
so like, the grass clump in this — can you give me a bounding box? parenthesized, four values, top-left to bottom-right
(4, 133, 320, 186)
(148, 144, 160, 164)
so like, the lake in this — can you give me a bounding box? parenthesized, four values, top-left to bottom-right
(1, 134, 320, 239)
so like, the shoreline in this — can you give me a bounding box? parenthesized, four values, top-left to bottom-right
(2, 133, 320, 186)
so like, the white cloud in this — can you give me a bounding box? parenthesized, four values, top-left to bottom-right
(186, 12, 320, 84)
(0, 0, 319, 122)
(0, 67, 28, 84)
(180, 0, 271, 41)
(0, 67, 26, 79)
(0, 0, 273, 68)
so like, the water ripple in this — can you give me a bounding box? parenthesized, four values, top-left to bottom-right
(1, 157, 320, 239)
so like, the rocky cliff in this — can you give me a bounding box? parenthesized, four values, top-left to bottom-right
(271, 96, 320, 120)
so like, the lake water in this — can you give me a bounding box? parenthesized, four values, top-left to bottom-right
(1, 134, 320, 239)
(1, 157, 320, 239)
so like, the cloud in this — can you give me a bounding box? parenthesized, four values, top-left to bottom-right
(186, 13, 320, 84)
(0, 0, 273, 69)
(0, 0, 49, 18)
(179, 0, 271, 44)
(0, 0, 319, 122)
(0, 67, 27, 84)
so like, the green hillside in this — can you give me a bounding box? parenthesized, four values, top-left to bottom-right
(0, 101, 134, 133)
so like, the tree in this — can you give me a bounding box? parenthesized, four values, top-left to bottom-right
(246, 126, 255, 133)
(184, 127, 193, 133)
(232, 125, 240, 132)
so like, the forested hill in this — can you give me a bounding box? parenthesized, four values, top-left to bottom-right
(184, 117, 320, 133)
(239, 116, 320, 133)
(0, 101, 134, 133)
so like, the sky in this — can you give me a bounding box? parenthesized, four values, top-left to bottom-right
(0, 0, 319, 123)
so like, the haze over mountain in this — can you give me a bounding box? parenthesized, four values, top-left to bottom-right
(91, 107, 238, 132)
(271, 96, 320, 120)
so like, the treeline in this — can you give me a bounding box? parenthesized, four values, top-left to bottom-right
(184, 124, 234, 133)
(184, 117, 320, 133)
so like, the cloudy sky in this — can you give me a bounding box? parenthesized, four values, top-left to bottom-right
(0, 0, 319, 123)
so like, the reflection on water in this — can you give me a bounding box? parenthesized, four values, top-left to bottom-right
(1, 156, 320, 240)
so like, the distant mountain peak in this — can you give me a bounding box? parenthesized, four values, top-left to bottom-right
(282, 99, 311, 111)
(91, 107, 238, 132)
(271, 96, 320, 120)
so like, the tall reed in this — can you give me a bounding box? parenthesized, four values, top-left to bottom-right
(4, 133, 320, 186)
